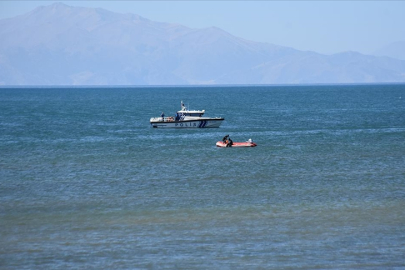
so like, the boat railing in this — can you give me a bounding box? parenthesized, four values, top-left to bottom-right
(150, 116, 175, 122)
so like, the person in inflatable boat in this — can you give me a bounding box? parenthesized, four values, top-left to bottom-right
(222, 135, 233, 147)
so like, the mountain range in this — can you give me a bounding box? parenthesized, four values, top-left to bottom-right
(1, 3, 405, 85)
(373, 40, 405, 61)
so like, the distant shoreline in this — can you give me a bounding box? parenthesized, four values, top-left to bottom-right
(1, 82, 405, 89)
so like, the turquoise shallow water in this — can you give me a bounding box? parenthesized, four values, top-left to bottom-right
(1, 85, 405, 269)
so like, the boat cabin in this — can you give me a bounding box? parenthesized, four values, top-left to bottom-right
(176, 109, 205, 117)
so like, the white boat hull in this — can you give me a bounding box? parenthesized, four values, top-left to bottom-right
(151, 118, 224, 128)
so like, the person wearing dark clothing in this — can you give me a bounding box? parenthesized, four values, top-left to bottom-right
(222, 135, 233, 147)
(227, 137, 233, 147)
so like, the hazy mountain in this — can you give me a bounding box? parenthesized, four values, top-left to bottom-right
(1, 3, 405, 85)
(373, 40, 405, 61)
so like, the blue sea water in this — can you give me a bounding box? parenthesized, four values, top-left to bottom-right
(1, 84, 405, 269)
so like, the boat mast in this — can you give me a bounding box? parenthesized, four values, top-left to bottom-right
(181, 100, 187, 111)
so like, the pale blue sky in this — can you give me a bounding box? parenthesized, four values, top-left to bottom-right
(1, 1, 404, 55)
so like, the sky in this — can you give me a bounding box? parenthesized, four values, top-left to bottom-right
(1, 1, 404, 55)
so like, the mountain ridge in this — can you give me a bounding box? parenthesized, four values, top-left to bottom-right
(373, 40, 405, 61)
(1, 2, 404, 85)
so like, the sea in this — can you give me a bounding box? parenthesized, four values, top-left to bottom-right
(1, 84, 404, 269)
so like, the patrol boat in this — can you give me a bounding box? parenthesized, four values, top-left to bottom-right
(150, 101, 224, 128)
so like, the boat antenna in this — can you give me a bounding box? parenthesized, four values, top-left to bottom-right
(181, 100, 186, 111)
